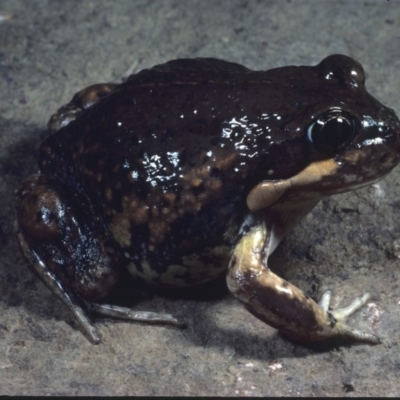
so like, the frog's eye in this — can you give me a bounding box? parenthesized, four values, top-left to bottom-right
(307, 111, 355, 153)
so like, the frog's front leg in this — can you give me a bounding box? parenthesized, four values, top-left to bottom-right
(226, 214, 380, 344)
(15, 174, 183, 344)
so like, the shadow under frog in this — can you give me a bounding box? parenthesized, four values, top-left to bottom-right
(15, 55, 400, 344)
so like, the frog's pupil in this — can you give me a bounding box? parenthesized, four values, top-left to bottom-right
(322, 117, 351, 147)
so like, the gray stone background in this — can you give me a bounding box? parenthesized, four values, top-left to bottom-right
(1, 0, 400, 396)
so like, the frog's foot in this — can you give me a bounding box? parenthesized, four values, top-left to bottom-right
(67, 300, 185, 344)
(226, 220, 380, 344)
(315, 290, 379, 343)
(65, 300, 185, 344)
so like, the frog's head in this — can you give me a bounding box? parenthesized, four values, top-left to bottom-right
(247, 54, 400, 211)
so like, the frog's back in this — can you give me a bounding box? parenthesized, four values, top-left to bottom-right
(40, 58, 294, 220)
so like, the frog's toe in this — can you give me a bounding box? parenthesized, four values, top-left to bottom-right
(320, 291, 380, 344)
(318, 289, 333, 311)
(86, 302, 186, 329)
(331, 321, 380, 344)
(318, 290, 371, 317)
(329, 292, 371, 321)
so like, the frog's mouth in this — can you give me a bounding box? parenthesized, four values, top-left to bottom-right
(246, 149, 397, 212)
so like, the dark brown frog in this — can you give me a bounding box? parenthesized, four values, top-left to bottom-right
(15, 55, 400, 344)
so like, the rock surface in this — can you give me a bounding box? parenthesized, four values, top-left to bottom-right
(1, 0, 400, 396)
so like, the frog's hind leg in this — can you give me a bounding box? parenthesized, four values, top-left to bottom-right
(15, 174, 183, 344)
(226, 218, 380, 344)
(84, 302, 184, 329)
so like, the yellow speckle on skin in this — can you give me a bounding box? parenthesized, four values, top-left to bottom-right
(118, 195, 150, 224)
(134, 206, 149, 224)
(206, 178, 222, 192)
(140, 260, 159, 280)
(126, 245, 231, 287)
(105, 187, 113, 201)
(130, 198, 138, 208)
(126, 261, 139, 277)
(127, 260, 161, 282)
(102, 151, 230, 252)
(109, 215, 131, 248)
(191, 178, 202, 187)
(159, 264, 192, 286)
(161, 207, 170, 215)
(148, 220, 169, 244)
(162, 192, 177, 205)
(214, 151, 237, 170)
(174, 245, 229, 282)
(158, 247, 229, 286)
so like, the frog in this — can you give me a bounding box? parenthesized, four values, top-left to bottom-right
(15, 54, 400, 345)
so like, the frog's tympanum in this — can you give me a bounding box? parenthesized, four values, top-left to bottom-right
(16, 55, 400, 344)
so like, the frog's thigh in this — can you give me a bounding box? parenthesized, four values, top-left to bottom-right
(226, 223, 379, 344)
(15, 174, 184, 343)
